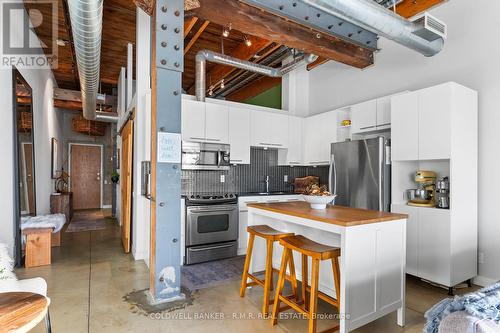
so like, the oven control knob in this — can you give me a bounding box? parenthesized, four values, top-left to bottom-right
(190, 195, 194, 199)
(229, 194, 234, 198)
(196, 195, 200, 199)
(225, 194, 228, 198)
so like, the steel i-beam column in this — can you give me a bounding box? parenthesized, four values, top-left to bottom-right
(149, 0, 184, 301)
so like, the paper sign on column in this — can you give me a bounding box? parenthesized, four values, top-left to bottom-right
(157, 132, 181, 163)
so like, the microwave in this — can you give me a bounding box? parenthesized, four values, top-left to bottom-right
(181, 141, 231, 171)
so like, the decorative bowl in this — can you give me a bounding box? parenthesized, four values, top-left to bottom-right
(302, 195, 337, 209)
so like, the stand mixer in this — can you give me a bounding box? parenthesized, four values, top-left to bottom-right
(407, 171, 437, 207)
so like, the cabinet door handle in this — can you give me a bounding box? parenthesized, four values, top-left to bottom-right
(289, 162, 301, 165)
(377, 123, 391, 127)
(260, 142, 283, 147)
(189, 137, 205, 140)
(206, 138, 221, 142)
(310, 161, 329, 164)
(231, 159, 243, 162)
(359, 125, 376, 130)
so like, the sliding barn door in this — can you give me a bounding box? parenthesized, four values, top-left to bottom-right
(120, 119, 134, 253)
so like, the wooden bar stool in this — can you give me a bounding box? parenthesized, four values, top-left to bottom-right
(240, 225, 297, 316)
(271, 235, 341, 333)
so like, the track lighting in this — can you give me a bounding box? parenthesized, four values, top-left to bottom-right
(222, 23, 232, 38)
(220, 79, 225, 90)
(244, 35, 252, 47)
(208, 86, 214, 96)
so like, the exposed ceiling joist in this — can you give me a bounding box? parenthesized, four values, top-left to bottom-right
(192, 0, 374, 69)
(184, 17, 199, 37)
(184, 20, 210, 55)
(187, 36, 273, 94)
(226, 76, 281, 102)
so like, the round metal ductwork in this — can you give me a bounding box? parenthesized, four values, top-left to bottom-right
(67, 0, 103, 121)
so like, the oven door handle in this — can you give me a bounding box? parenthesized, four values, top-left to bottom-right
(188, 243, 236, 252)
(187, 205, 238, 213)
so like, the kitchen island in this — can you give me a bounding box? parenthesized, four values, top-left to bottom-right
(247, 201, 408, 333)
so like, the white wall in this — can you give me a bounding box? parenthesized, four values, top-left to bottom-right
(131, 8, 151, 265)
(0, 7, 62, 255)
(307, 1, 500, 283)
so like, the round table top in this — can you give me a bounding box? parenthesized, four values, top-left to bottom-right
(0, 292, 49, 333)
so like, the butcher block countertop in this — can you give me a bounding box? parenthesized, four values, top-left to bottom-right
(247, 201, 408, 227)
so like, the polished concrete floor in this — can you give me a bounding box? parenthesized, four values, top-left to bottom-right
(16, 210, 477, 333)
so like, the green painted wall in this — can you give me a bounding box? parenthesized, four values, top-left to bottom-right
(243, 84, 282, 109)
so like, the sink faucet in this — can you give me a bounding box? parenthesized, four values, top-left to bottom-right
(265, 175, 270, 193)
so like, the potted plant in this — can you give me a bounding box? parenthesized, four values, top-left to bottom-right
(111, 170, 120, 184)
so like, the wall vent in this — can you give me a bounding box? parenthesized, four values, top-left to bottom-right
(411, 12, 447, 41)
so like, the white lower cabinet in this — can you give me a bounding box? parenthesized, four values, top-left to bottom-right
(392, 204, 453, 286)
(238, 195, 302, 255)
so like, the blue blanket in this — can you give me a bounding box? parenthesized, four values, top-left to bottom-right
(424, 283, 500, 333)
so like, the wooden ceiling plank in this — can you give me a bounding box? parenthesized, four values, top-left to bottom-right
(184, 17, 199, 38)
(393, 0, 446, 18)
(61, 0, 80, 90)
(184, 20, 210, 55)
(192, 0, 373, 69)
(225, 76, 281, 102)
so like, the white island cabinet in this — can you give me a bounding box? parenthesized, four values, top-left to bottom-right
(247, 202, 408, 333)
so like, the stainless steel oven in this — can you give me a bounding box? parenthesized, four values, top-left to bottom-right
(185, 194, 239, 265)
(182, 141, 231, 171)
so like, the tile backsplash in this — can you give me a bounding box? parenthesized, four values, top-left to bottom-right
(181, 148, 329, 195)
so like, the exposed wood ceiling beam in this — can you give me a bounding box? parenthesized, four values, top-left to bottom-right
(307, 57, 329, 71)
(226, 76, 281, 102)
(394, 0, 447, 18)
(185, 0, 201, 11)
(184, 17, 199, 38)
(307, 0, 447, 71)
(187, 36, 272, 94)
(54, 99, 113, 112)
(192, 0, 373, 69)
(184, 20, 210, 55)
(54, 88, 117, 107)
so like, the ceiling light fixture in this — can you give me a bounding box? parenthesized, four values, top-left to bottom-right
(208, 86, 214, 96)
(56, 38, 68, 46)
(220, 79, 225, 90)
(222, 23, 232, 38)
(244, 35, 252, 47)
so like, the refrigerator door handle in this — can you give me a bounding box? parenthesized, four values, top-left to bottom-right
(329, 153, 337, 196)
(378, 138, 384, 211)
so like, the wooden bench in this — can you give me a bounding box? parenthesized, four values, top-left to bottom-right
(22, 228, 53, 268)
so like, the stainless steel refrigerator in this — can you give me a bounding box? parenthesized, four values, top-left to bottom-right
(329, 137, 391, 212)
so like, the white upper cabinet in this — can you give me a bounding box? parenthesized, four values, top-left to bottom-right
(250, 111, 289, 148)
(228, 107, 251, 164)
(303, 111, 337, 165)
(350, 99, 377, 134)
(391, 92, 419, 161)
(182, 99, 206, 141)
(376, 96, 392, 129)
(205, 103, 229, 144)
(279, 116, 303, 166)
(418, 84, 451, 160)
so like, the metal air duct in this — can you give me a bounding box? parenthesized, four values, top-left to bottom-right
(302, 0, 444, 57)
(195, 49, 317, 101)
(67, 0, 103, 120)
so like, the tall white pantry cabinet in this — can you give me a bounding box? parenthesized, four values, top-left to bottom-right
(391, 82, 478, 293)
